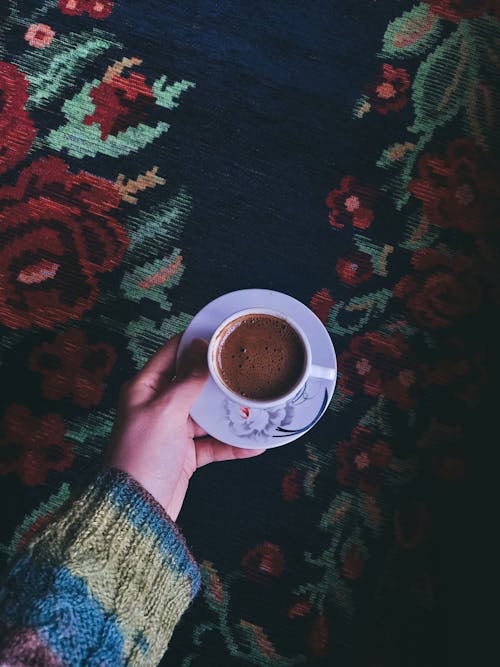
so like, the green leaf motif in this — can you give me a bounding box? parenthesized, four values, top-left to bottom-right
(152, 75, 196, 108)
(319, 491, 354, 532)
(127, 189, 192, 253)
(0, 483, 71, 560)
(301, 490, 357, 619)
(121, 190, 192, 306)
(66, 410, 116, 459)
(400, 211, 440, 251)
(465, 17, 500, 150)
(353, 94, 371, 119)
(126, 312, 193, 370)
(30, 0, 59, 22)
(120, 249, 185, 305)
(25, 31, 116, 109)
(410, 22, 477, 134)
(326, 289, 393, 337)
(200, 561, 228, 613)
(381, 3, 442, 58)
(358, 396, 393, 436)
(377, 133, 430, 211)
(353, 234, 394, 277)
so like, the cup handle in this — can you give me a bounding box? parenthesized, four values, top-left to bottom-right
(310, 364, 336, 382)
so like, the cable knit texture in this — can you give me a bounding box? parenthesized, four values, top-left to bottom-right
(0, 469, 201, 666)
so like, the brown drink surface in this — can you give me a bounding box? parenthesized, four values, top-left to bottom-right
(216, 314, 305, 400)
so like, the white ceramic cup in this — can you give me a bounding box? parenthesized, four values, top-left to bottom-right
(207, 307, 336, 408)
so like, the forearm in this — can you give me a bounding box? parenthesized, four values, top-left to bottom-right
(0, 469, 200, 666)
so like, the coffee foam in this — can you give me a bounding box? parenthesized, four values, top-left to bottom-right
(215, 314, 305, 400)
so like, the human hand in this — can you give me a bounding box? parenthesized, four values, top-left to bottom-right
(107, 334, 265, 520)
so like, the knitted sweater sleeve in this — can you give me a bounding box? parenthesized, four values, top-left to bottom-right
(0, 468, 201, 666)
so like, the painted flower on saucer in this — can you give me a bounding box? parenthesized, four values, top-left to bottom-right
(223, 381, 330, 443)
(224, 401, 294, 443)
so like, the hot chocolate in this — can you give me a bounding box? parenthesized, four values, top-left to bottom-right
(215, 314, 305, 400)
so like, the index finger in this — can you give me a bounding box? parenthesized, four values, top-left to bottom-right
(131, 332, 182, 400)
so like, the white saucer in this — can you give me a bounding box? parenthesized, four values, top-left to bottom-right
(177, 289, 337, 448)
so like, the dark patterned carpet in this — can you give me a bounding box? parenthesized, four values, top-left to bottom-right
(1, 1, 498, 664)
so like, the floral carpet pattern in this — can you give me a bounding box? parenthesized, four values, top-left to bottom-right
(0, 1, 498, 665)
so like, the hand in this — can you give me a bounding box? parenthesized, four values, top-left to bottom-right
(107, 334, 265, 520)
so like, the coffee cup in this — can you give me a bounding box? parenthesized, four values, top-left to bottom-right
(207, 307, 336, 408)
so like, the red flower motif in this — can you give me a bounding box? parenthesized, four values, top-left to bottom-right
(281, 468, 305, 502)
(309, 288, 335, 324)
(394, 497, 430, 550)
(365, 64, 411, 114)
(30, 328, 117, 407)
(394, 248, 482, 329)
(58, 0, 82, 15)
(475, 235, 500, 298)
(0, 157, 128, 330)
(423, 0, 500, 22)
(409, 139, 499, 236)
(83, 67, 156, 140)
(336, 426, 392, 495)
(420, 337, 487, 406)
(0, 405, 74, 486)
(307, 615, 329, 658)
(288, 598, 313, 619)
(59, 0, 114, 20)
(336, 250, 373, 286)
(418, 419, 466, 481)
(326, 176, 376, 230)
(24, 23, 55, 49)
(242, 542, 285, 581)
(342, 544, 366, 580)
(0, 62, 37, 175)
(339, 332, 416, 409)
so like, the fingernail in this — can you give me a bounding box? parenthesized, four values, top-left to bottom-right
(179, 338, 208, 378)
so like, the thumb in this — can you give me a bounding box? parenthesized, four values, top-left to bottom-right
(165, 338, 209, 413)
